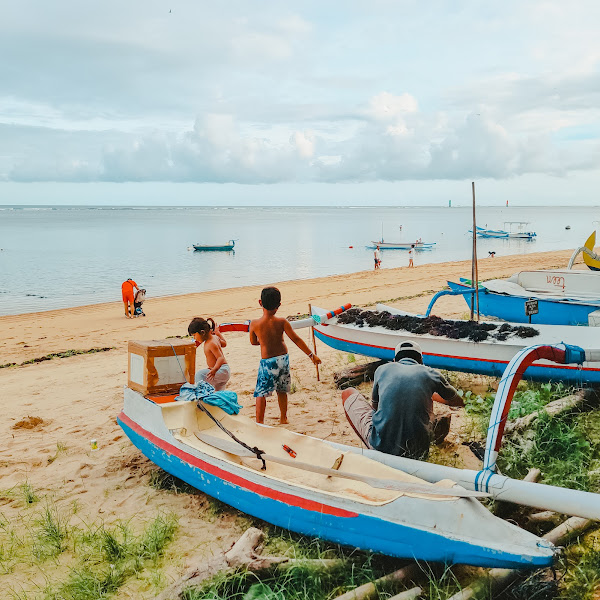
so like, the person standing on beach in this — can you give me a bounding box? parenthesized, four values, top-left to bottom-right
(188, 317, 231, 390)
(249, 286, 321, 424)
(340, 341, 463, 459)
(374, 245, 381, 270)
(408, 245, 415, 268)
(121, 278, 139, 318)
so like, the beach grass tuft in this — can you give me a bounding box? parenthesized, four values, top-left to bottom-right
(20, 482, 39, 506)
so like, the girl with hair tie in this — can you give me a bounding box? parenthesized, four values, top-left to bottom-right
(188, 317, 231, 390)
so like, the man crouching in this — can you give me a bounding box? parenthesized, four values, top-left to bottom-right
(341, 341, 463, 459)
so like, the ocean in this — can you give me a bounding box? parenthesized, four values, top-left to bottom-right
(0, 205, 597, 316)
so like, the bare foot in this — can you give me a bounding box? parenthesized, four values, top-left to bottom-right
(279, 417, 288, 425)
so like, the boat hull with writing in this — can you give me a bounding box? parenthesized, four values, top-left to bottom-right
(118, 386, 554, 568)
(312, 304, 600, 383)
(447, 279, 600, 326)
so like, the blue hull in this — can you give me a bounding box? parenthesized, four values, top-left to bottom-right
(117, 411, 551, 568)
(448, 281, 598, 326)
(313, 328, 600, 385)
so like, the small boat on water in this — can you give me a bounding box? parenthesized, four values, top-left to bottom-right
(311, 304, 600, 384)
(447, 271, 600, 326)
(118, 386, 555, 568)
(475, 223, 536, 240)
(368, 240, 436, 250)
(193, 240, 235, 251)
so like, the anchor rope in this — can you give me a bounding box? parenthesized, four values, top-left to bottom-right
(169, 343, 267, 469)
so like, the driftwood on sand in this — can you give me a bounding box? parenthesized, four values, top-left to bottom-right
(157, 527, 343, 600)
(445, 516, 595, 600)
(334, 360, 386, 389)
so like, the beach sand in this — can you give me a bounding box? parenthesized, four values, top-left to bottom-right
(0, 249, 580, 596)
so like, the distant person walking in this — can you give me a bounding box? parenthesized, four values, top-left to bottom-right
(121, 278, 139, 319)
(408, 245, 415, 268)
(374, 245, 381, 270)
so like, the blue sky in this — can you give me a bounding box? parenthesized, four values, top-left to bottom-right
(2, 1, 600, 206)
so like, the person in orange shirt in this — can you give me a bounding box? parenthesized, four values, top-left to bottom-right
(121, 278, 139, 318)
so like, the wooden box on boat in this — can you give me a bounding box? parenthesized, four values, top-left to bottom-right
(127, 339, 195, 396)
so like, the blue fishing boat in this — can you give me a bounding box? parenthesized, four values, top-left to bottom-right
(193, 240, 235, 251)
(311, 304, 600, 384)
(447, 271, 600, 326)
(119, 386, 555, 568)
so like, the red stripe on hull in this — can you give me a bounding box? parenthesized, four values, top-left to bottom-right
(119, 412, 358, 518)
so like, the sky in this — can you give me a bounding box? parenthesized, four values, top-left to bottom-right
(2, 1, 600, 206)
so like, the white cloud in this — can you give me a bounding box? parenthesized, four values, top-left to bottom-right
(2, 1, 600, 196)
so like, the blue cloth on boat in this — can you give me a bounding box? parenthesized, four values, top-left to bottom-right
(175, 381, 242, 415)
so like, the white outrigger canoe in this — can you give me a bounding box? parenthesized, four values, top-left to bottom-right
(118, 387, 555, 568)
(312, 304, 600, 384)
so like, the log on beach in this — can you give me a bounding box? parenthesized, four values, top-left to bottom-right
(504, 388, 600, 435)
(157, 527, 346, 600)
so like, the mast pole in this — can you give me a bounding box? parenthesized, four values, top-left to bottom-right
(472, 182, 480, 320)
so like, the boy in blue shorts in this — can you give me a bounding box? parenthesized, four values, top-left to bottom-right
(250, 287, 321, 424)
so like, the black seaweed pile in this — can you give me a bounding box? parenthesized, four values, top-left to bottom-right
(336, 309, 539, 342)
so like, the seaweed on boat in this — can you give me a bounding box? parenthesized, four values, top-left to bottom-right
(335, 308, 538, 342)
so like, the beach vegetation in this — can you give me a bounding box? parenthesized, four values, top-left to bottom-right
(3, 502, 178, 599)
(0, 347, 115, 369)
(47, 442, 68, 465)
(21, 482, 39, 506)
(462, 382, 600, 493)
(560, 537, 600, 599)
(33, 504, 70, 559)
(184, 527, 407, 600)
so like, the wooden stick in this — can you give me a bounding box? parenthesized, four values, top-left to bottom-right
(526, 510, 561, 525)
(388, 588, 423, 600)
(523, 467, 542, 483)
(333, 563, 421, 600)
(308, 303, 320, 381)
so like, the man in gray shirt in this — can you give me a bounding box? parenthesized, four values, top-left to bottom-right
(341, 341, 463, 459)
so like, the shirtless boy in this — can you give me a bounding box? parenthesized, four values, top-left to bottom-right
(250, 287, 321, 424)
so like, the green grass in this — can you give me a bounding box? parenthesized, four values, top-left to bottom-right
(462, 381, 600, 493)
(183, 528, 410, 600)
(20, 482, 39, 506)
(2, 491, 178, 599)
(560, 538, 600, 599)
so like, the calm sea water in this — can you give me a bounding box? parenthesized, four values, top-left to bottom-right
(0, 205, 598, 316)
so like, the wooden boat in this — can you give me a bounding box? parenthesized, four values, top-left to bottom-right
(193, 240, 235, 251)
(368, 240, 436, 250)
(447, 277, 600, 326)
(311, 304, 600, 384)
(475, 223, 536, 240)
(118, 386, 555, 568)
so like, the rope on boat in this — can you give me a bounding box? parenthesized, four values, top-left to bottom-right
(169, 344, 268, 469)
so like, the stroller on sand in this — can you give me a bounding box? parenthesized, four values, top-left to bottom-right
(134, 289, 146, 317)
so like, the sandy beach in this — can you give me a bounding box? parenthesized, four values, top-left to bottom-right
(0, 249, 581, 597)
